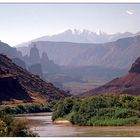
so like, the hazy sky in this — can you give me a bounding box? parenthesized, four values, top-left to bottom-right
(0, 3, 140, 46)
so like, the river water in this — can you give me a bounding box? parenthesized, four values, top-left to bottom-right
(15, 112, 140, 137)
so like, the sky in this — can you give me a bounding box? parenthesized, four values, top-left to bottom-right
(0, 3, 140, 46)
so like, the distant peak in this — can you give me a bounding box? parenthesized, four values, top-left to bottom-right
(64, 29, 94, 35)
(71, 29, 84, 34)
(96, 29, 105, 36)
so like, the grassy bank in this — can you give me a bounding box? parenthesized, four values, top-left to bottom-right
(52, 95, 140, 126)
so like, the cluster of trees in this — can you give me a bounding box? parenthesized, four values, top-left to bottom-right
(52, 94, 140, 126)
(0, 103, 52, 115)
(0, 111, 37, 137)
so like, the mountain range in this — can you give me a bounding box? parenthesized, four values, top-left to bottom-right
(15, 29, 140, 47)
(2, 30, 140, 96)
(17, 34, 140, 70)
(0, 30, 140, 100)
(1, 40, 125, 94)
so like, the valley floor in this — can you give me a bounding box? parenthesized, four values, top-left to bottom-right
(62, 80, 106, 95)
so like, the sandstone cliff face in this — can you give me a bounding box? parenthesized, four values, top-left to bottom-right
(29, 45, 41, 64)
(129, 57, 140, 73)
(0, 54, 69, 104)
(82, 56, 140, 96)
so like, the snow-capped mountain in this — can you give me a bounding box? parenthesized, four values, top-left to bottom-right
(15, 29, 140, 48)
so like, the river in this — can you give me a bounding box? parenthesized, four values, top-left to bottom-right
(15, 112, 140, 137)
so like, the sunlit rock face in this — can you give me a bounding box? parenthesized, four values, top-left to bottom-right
(129, 57, 140, 73)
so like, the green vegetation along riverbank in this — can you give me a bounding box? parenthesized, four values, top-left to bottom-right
(52, 94, 140, 126)
(0, 111, 38, 137)
(0, 102, 54, 137)
(0, 103, 52, 115)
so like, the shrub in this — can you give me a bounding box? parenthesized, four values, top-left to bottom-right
(9, 118, 38, 137)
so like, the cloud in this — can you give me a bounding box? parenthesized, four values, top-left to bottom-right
(126, 10, 134, 15)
